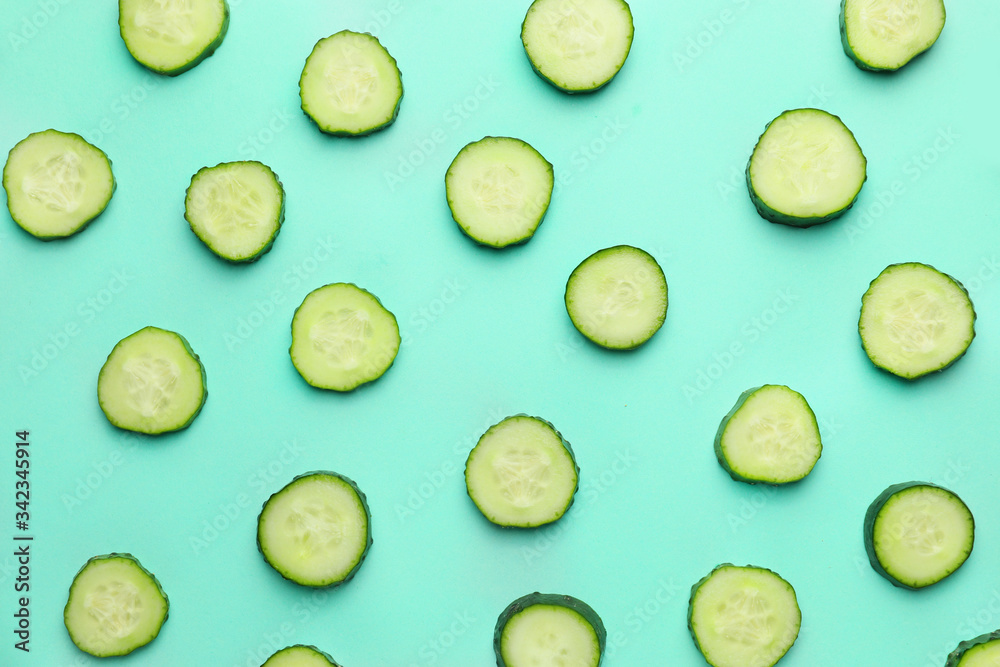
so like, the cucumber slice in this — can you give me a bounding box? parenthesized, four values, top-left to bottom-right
(564, 245, 668, 350)
(521, 0, 634, 93)
(840, 0, 946, 71)
(688, 564, 800, 667)
(289, 283, 400, 391)
(3, 129, 115, 239)
(97, 326, 207, 435)
(262, 644, 342, 667)
(465, 415, 579, 528)
(746, 108, 867, 227)
(445, 137, 554, 248)
(299, 30, 403, 136)
(714, 385, 822, 485)
(184, 160, 285, 262)
(63, 553, 168, 658)
(118, 0, 229, 75)
(859, 262, 975, 379)
(864, 481, 974, 589)
(947, 631, 1000, 667)
(257, 471, 372, 588)
(495, 593, 606, 667)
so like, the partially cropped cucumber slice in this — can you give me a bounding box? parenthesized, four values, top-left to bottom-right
(184, 160, 284, 262)
(290, 283, 400, 391)
(859, 262, 975, 379)
(445, 137, 554, 248)
(64, 553, 168, 658)
(565, 245, 668, 349)
(864, 481, 974, 589)
(840, 0, 945, 71)
(495, 593, 606, 667)
(465, 415, 579, 528)
(262, 644, 342, 667)
(98, 326, 207, 435)
(257, 471, 372, 588)
(947, 631, 1000, 667)
(747, 108, 867, 227)
(688, 564, 800, 667)
(299, 30, 403, 136)
(521, 0, 634, 93)
(118, 0, 229, 75)
(3, 129, 115, 239)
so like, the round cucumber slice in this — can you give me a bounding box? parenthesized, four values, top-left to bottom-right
(262, 644, 342, 667)
(290, 283, 400, 391)
(184, 160, 285, 262)
(840, 0, 946, 71)
(521, 0, 634, 93)
(864, 481, 974, 589)
(465, 415, 579, 528)
(495, 593, 606, 667)
(859, 262, 975, 379)
(118, 0, 229, 75)
(299, 30, 403, 136)
(63, 553, 168, 658)
(947, 631, 1000, 667)
(3, 129, 115, 239)
(746, 108, 867, 227)
(97, 326, 207, 435)
(257, 471, 372, 588)
(565, 245, 668, 350)
(688, 564, 801, 667)
(445, 137, 554, 248)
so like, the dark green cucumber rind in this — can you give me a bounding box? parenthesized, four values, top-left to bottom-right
(863, 481, 974, 590)
(946, 630, 1000, 666)
(838, 0, 945, 72)
(256, 470, 373, 588)
(713, 385, 821, 485)
(118, 0, 230, 76)
(494, 592, 607, 667)
(264, 644, 342, 666)
(64, 552, 169, 658)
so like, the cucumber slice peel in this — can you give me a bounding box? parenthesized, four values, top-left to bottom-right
(840, 0, 946, 71)
(946, 631, 1000, 667)
(118, 0, 229, 75)
(495, 593, 606, 667)
(262, 644, 343, 666)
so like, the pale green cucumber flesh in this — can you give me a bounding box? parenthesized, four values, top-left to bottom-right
(840, 0, 946, 71)
(495, 593, 606, 667)
(262, 644, 342, 667)
(946, 631, 1000, 667)
(118, 0, 229, 75)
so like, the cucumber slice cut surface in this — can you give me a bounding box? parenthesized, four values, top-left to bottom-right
(688, 564, 800, 667)
(495, 593, 606, 667)
(3, 129, 115, 239)
(947, 631, 1000, 667)
(841, 0, 946, 71)
(565, 245, 667, 349)
(864, 481, 974, 589)
(290, 283, 400, 391)
(257, 471, 372, 588)
(445, 137, 553, 248)
(64, 553, 168, 658)
(299, 30, 403, 136)
(747, 108, 867, 227)
(521, 0, 634, 93)
(262, 644, 342, 667)
(715, 385, 822, 485)
(98, 326, 207, 435)
(118, 0, 229, 75)
(185, 160, 284, 262)
(465, 415, 579, 528)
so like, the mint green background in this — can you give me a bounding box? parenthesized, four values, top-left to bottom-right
(2, 1, 999, 665)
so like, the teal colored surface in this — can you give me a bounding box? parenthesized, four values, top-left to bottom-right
(1, 1, 999, 665)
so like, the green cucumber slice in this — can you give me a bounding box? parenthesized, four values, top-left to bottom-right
(688, 564, 800, 667)
(257, 471, 372, 588)
(746, 108, 867, 227)
(840, 0, 946, 71)
(521, 0, 634, 93)
(495, 593, 606, 667)
(859, 262, 975, 379)
(714, 385, 822, 485)
(565, 245, 668, 349)
(289, 283, 400, 391)
(445, 136, 554, 248)
(118, 0, 229, 75)
(63, 553, 168, 658)
(864, 481, 974, 589)
(946, 631, 1000, 667)
(465, 415, 579, 528)
(3, 129, 115, 239)
(299, 30, 403, 136)
(184, 160, 285, 262)
(97, 326, 207, 435)
(262, 644, 342, 667)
